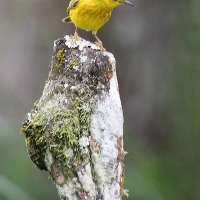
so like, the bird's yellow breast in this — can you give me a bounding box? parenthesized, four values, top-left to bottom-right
(69, 0, 112, 33)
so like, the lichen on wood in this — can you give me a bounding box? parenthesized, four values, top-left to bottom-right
(20, 35, 126, 200)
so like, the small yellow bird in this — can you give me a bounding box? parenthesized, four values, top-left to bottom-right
(62, 0, 133, 50)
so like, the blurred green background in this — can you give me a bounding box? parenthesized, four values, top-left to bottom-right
(1, 0, 200, 199)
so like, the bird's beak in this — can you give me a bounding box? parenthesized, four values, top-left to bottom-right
(124, 0, 134, 6)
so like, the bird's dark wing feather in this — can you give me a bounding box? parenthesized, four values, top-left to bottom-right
(62, 16, 72, 23)
(67, 0, 79, 14)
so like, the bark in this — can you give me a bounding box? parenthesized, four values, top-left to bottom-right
(20, 35, 126, 200)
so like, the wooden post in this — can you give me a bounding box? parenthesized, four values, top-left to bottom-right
(20, 36, 126, 200)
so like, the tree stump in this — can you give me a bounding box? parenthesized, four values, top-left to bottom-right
(20, 36, 126, 200)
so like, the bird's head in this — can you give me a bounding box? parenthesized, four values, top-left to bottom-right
(104, 0, 134, 8)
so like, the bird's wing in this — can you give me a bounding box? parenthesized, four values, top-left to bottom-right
(62, 0, 79, 23)
(67, 0, 79, 14)
(62, 0, 79, 22)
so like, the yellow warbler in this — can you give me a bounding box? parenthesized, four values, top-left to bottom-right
(62, 0, 133, 50)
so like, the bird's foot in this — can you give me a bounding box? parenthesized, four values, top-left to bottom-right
(95, 41, 106, 51)
(73, 31, 80, 41)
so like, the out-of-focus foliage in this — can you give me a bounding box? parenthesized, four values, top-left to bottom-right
(0, 0, 200, 199)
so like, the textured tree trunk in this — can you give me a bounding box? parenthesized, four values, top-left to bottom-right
(20, 36, 126, 200)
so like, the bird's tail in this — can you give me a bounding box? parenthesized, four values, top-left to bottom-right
(62, 16, 72, 23)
